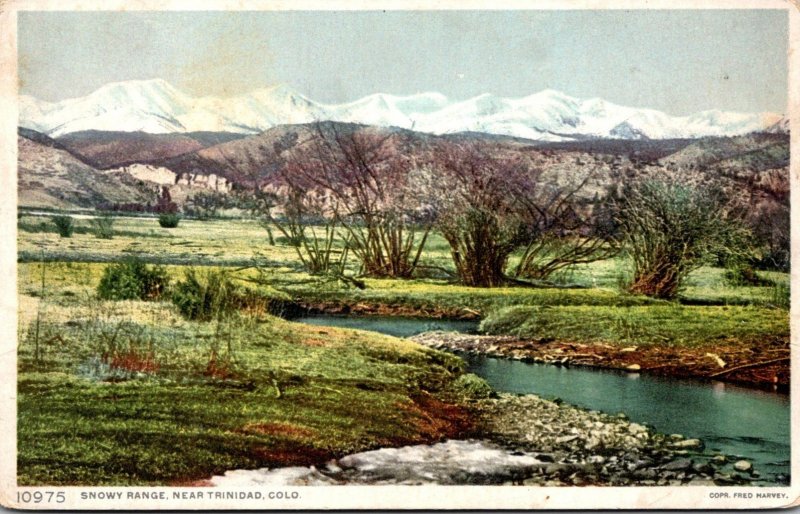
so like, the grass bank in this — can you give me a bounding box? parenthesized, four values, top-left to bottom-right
(480, 304, 789, 348)
(15, 214, 792, 484)
(17, 261, 481, 485)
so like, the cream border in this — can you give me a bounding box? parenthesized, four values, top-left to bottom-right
(0, 0, 796, 510)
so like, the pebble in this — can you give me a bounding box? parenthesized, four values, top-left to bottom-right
(662, 458, 693, 471)
(733, 460, 752, 473)
(671, 438, 704, 450)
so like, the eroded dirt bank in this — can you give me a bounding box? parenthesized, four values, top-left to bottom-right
(411, 331, 789, 392)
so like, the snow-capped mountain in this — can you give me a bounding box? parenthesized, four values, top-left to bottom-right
(764, 115, 790, 134)
(19, 79, 783, 141)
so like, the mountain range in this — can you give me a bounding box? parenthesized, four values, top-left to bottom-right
(20, 79, 785, 141)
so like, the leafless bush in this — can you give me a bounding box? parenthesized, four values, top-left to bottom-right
(280, 122, 431, 278)
(426, 142, 615, 287)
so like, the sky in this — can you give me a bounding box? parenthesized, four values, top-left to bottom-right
(18, 9, 789, 115)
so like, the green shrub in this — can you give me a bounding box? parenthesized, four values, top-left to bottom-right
(723, 267, 774, 287)
(158, 213, 180, 228)
(91, 215, 115, 239)
(615, 179, 749, 299)
(450, 373, 493, 399)
(171, 270, 291, 320)
(52, 215, 74, 238)
(768, 282, 790, 310)
(97, 259, 170, 301)
(171, 269, 237, 321)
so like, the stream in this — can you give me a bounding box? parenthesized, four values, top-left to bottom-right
(292, 314, 790, 483)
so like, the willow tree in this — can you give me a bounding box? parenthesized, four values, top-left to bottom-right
(425, 143, 532, 287)
(282, 122, 431, 278)
(426, 142, 614, 287)
(513, 173, 619, 280)
(615, 178, 747, 299)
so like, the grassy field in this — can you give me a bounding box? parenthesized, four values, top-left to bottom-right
(16, 213, 790, 484)
(17, 265, 475, 484)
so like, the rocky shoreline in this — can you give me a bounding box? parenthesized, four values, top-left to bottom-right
(411, 331, 789, 392)
(207, 330, 786, 487)
(208, 391, 770, 487)
(409, 330, 789, 486)
(473, 393, 770, 486)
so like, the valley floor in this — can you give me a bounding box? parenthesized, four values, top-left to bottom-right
(14, 214, 791, 485)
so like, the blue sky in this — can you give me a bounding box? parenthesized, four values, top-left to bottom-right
(18, 9, 788, 114)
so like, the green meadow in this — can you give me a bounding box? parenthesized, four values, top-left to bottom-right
(16, 212, 790, 484)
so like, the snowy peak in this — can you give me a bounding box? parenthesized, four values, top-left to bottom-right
(19, 79, 783, 141)
(765, 115, 790, 134)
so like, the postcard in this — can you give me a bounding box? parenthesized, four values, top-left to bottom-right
(0, 0, 796, 509)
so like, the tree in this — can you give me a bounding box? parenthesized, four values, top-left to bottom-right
(425, 142, 615, 287)
(614, 178, 748, 299)
(185, 191, 227, 220)
(513, 174, 619, 280)
(282, 122, 431, 278)
(153, 186, 178, 214)
(426, 142, 532, 287)
(272, 187, 350, 276)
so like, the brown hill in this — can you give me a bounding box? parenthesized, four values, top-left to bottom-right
(156, 122, 441, 186)
(56, 130, 246, 169)
(17, 133, 158, 209)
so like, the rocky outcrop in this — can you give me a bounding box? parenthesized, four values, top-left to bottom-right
(114, 163, 177, 186)
(175, 170, 232, 192)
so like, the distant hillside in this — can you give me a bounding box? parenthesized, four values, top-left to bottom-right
(531, 138, 697, 162)
(17, 122, 789, 224)
(18, 127, 71, 151)
(17, 133, 158, 209)
(659, 133, 788, 170)
(57, 130, 247, 169)
(155, 122, 440, 186)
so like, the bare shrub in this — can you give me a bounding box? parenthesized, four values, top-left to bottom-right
(424, 142, 615, 287)
(280, 122, 431, 278)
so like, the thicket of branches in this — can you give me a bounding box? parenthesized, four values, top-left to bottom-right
(614, 178, 750, 299)
(241, 123, 774, 295)
(416, 142, 617, 287)
(252, 123, 432, 280)
(512, 177, 619, 280)
(423, 144, 529, 287)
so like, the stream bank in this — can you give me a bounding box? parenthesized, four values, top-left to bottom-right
(288, 301, 789, 391)
(411, 331, 789, 392)
(209, 392, 765, 487)
(289, 315, 790, 485)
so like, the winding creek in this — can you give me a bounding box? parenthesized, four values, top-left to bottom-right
(214, 314, 790, 486)
(465, 355, 790, 482)
(294, 315, 790, 481)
